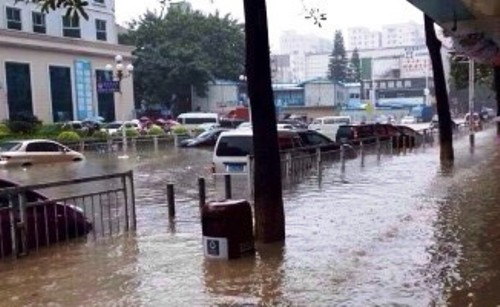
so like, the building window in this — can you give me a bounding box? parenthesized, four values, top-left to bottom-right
(6, 7, 22, 30)
(404, 80, 412, 88)
(95, 19, 107, 41)
(396, 81, 403, 88)
(32, 12, 46, 34)
(387, 81, 395, 88)
(49, 66, 73, 122)
(379, 82, 386, 89)
(62, 15, 80, 38)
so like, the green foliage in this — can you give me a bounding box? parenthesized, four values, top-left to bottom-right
(124, 8, 245, 107)
(92, 130, 109, 140)
(449, 56, 493, 90)
(172, 125, 188, 135)
(191, 127, 205, 136)
(348, 48, 362, 83)
(57, 131, 81, 143)
(147, 124, 165, 136)
(6, 114, 41, 135)
(37, 124, 64, 137)
(21, 0, 89, 19)
(328, 31, 348, 83)
(0, 123, 10, 136)
(125, 128, 140, 138)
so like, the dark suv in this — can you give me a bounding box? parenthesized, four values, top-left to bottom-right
(336, 124, 418, 149)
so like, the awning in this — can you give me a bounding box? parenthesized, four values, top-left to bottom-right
(407, 0, 500, 65)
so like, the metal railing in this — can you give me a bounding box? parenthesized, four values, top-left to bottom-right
(0, 171, 136, 260)
(63, 135, 174, 153)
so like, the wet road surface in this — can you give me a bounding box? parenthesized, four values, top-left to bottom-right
(0, 129, 499, 306)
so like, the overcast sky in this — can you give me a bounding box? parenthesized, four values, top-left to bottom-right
(115, 0, 424, 50)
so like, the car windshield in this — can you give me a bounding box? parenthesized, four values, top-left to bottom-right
(197, 130, 214, 139)
(216, 136, 253, 157)
(0, 142, 22, 152)
(106, 123, 122, 129)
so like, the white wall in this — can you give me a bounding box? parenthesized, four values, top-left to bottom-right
(192, 83, 239, 114)
(0, 0, 117, 43)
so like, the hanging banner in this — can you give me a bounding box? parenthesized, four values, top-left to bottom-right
(74, 59, 94, 120)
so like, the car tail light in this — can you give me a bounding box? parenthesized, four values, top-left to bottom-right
(353, 128, 358, 139)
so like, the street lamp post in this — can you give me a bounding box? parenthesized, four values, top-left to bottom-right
(239, 75, 251, 122)
(106, 54, 134, 159)
(451, 54, 475, 147)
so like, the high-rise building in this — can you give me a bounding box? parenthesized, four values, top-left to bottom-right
(381, 22, 425, 48)
(0, 0, 134, 123)
(347, 27, 382, 50)
(279, 30, 332, 82)
(347, 22, 425, 50)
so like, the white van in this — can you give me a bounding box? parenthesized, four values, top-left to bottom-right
(308, 116, 351, 138)
(212, 129, 303, 174)
(177, 113, 219, 130)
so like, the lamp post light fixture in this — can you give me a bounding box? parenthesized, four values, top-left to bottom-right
(105, 54, 134, 159)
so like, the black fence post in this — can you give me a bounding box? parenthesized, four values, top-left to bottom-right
(167, 184, 175, 219)
(198, 177, 206, 211)
(224, 174, 232, 199)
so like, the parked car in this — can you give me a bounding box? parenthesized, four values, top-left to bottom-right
(401, 116, 418, 125)
(179, 128, 229, 148)
(212, 129, 304, 173)
(395, 125, 423, 148)
(308, 116, 351, 138)
(430, 115, 458, 131)
(336, 124, 415, 149)
(296, 129, 357, 159)
(0, 140, 84, 167)
(196, 123, 220, 132)
(236, 122, 252, 130)
(336, 124, 381, 145)
(101, 121, 140, 136)
(278, 119, 308, 129)
(0, 178, 92, 256)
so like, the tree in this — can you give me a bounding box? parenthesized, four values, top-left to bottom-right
(348, 48, 362, 83)
(327, 31, 348, 83)
(449, 56, 493, 90)
(243, 0, 285, 243)
(22, 0, 89, 18)
(121, 8, 245, 111)
(425, 14, 454, 161)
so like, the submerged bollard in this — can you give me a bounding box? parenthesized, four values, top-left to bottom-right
(376, 138, 381, 162)
(360, 141, 365, 167)
(224, 174, 232, 199)
(167, 184, 175, 219)
(153, 136, 159, 151)
(340, 145, 346, 173)
(198, 177, 206, 211)
(316, 147, 322, 176)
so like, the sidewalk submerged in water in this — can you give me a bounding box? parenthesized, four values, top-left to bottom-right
(0, 128, 498, 306)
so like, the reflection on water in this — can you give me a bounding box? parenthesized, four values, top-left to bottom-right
(0, 130, 499, 305)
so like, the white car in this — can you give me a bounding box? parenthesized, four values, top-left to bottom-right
(197, 123, 220, 131)
(101, 121, 140, 135)
(401, 116, 417, 125)
(0, 140, 84, 167)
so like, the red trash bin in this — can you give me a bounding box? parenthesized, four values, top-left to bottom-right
(202, 200, 254, 260)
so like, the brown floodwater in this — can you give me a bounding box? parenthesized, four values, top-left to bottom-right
(0, 130, 499, 306)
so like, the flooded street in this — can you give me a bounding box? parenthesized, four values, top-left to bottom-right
(0, 130, 500, 306)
